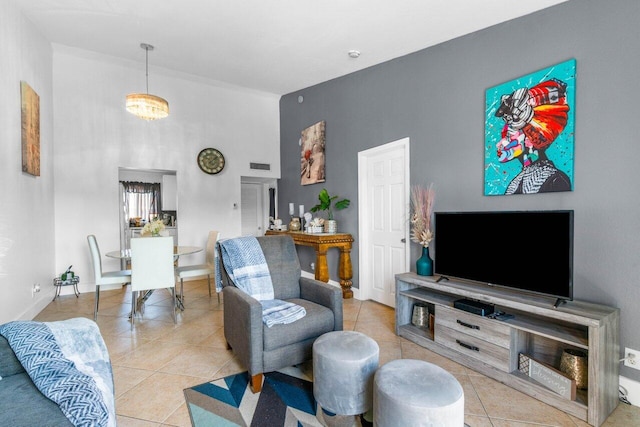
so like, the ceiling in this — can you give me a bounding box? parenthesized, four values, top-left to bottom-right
(14, 0, 568, 95)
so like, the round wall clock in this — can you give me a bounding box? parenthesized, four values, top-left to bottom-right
(197, 148, 225, 174)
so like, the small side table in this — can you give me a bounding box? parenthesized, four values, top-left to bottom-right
(53, 276, 80, 300)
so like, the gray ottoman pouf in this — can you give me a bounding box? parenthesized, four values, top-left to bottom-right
(313, 331, 380, 417)
(374, 359, 464, 427)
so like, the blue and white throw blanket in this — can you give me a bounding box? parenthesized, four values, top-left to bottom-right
(217, 236, 306, 327)
(0, 317, 116, 427)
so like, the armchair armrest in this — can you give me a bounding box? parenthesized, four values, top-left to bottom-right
(299, 277, 343, 331)
(222, 287, 264, 374)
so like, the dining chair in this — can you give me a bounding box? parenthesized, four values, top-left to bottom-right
(174, 230, 220, 308)
(130, 236, 176, 328)
(87, 235, 132, 320)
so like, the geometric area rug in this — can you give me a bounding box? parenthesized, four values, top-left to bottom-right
(184, 364, 337, 427)
(185, 364, 468, 427)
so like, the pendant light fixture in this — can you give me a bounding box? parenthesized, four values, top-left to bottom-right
(126, 43, 169, 120)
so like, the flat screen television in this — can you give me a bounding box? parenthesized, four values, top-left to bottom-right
(433, 210, 573, 303)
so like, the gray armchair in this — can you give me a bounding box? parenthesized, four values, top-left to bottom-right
(219, 234, 343, 392)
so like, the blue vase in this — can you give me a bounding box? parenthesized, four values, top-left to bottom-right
(416, 246, 433, 276)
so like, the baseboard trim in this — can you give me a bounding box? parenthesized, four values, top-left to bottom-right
(20, 294, 55, 320)
(620, 375, 640, 407)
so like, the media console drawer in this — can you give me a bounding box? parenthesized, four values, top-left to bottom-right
(434, 323, 511, 372)
(436, 305, 512, 348)
(435, 304, 512, 373)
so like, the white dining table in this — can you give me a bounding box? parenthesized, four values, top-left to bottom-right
(105, 245, 203, 312)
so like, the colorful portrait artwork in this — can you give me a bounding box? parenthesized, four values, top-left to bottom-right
(300, 121, 326, 186)
(484, 59, 575, 196)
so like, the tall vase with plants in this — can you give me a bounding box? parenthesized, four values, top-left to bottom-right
(310, 188, 350, 233)
(410, 183, 435, 276)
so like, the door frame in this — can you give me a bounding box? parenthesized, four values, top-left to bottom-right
(357, 137, 411, 301)
(241, 177, 277, 236)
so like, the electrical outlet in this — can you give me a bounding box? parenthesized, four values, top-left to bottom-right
(32, 283, 41, 297)
(310, 262, 315, 271)
(624, 348, 640, 370)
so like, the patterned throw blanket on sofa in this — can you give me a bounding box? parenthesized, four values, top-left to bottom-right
(0, 317, 116, 427)
(217, 236, 306, 327)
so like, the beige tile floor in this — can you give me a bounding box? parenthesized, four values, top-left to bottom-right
(35, 279, 638, 427)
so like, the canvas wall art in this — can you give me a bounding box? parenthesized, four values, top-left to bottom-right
(21, 81, 40, 176)
(300, 120, 326, 186)
(484, 59, 575, 195)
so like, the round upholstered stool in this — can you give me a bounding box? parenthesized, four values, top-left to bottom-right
(313, 331, 379, 418)
(374, 359, 464, 427)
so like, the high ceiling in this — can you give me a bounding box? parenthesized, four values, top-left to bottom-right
(14, 0, 567, 95)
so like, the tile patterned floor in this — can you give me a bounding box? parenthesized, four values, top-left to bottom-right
(34, 280, 638, 426)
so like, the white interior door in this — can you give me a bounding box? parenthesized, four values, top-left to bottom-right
(241, 180, 276, 236)
(241, 182, 263, 236)
(358, 138, 410, 307)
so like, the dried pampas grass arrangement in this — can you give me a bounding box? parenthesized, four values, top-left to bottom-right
(410, 184, 435, 247)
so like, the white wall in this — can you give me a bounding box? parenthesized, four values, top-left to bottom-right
(51, 46, 281, 296)
(0, 0, 56, 322)
(0, 0, 281, 323)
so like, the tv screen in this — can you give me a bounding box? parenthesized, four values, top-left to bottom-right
(434, 210, 573, 301)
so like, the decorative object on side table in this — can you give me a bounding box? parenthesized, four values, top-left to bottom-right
(410, 183, 435, 276)
(142, 218, 166, 236)
(303, 212, 314, 232)
(307, 217, 325, 233)
(270, 218, 285, 231)
(289, 217, 301, 231)
(310, 188, 350, 234)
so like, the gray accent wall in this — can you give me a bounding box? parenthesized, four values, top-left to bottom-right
(279, 0, 640, 381)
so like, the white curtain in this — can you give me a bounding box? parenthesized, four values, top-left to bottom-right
(120, 181, 162, 250)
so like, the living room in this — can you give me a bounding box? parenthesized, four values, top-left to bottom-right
(2, 0, 640, 424)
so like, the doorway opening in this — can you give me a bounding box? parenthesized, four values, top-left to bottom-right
(241, 177, 277, 236)
(118, 168, 178, 252)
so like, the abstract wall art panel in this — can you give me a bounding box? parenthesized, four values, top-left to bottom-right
(21, 81, 40, 176)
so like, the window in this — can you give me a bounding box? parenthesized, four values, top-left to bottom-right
(121, 181, 161, 225)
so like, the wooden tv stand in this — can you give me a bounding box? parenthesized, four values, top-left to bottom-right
(395, 273, 619, 427)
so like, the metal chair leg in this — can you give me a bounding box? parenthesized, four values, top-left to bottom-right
(172, 287, 177, 323)
(94, 285, 100, 320)
(177, 278, 185, 311)
(130, 291, 136, 330)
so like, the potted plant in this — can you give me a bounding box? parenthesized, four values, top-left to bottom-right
(310, 188, 350, 233)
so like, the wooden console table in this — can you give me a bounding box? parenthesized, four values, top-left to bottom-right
(265, 230, 354, 298)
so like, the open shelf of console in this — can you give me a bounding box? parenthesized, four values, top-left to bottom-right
(395, 272, 619, 427)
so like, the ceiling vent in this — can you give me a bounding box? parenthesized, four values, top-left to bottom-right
(250, 162, 270, 170)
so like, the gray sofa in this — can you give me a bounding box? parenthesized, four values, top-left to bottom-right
(219, 234, 343, 392)
(0, 334, 73, 427)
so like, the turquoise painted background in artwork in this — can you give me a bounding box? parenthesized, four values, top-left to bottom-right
(484, 59, 576, 196)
